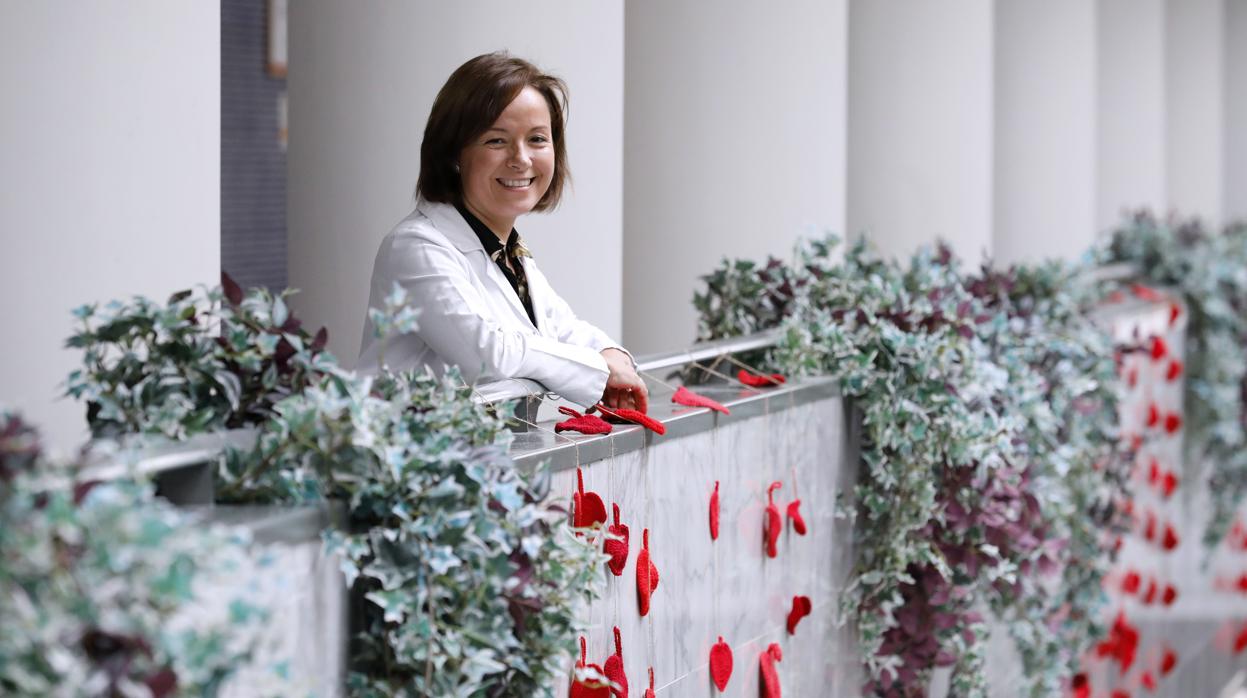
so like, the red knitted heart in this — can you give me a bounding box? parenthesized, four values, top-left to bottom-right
(603, 626, 629, 698)
(1160, 647, 1178, 675)
(709, 481, 721, 541)
(574, 468, 608, 530)
(1160, 470, 1178, 499)
(1142, 579, 1158, 605)
(1147, 459, 1160, 486)
(1143, 512, 1157, 542)
(759, 643, 783, 698)
(1162, 584, 1178, 606)
(1163, 413, 1182, 434)
(1162, 523, 1179, 550)
(737, 369, 786, 388)
(765, 481, 783, 558)
(1235, 624, 1247, 654)
(643, 667, 655, 698)
(1150, 336, 1168, 360)
(1169, 302, 1182, 326)
(709, 636, 733, 691)
(636, 528, 660, 616)
(557, 406, 614, 435)
(672, 385, 730, 415)
(1146, 403, 1160, 428)
(598, 406, 667, 435)
(786, 499, 807, 536)
(1071, 673, 1089, 698)
(786, 595, 812, 635)
(1166, 359, 1184, 381)
(1141, 672, 1156, 691)
(571, 637, 612, 698)
(605, 503, 630, 577)
(1121, 570, 1141, 594)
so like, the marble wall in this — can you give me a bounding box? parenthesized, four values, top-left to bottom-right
(550, 394, 860, 696)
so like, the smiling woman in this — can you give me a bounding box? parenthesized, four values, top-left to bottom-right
(358, 52, 647, 412)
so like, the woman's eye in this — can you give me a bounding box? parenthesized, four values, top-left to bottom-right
(485, 138, 505, 145)
(530, 136, 549, 144)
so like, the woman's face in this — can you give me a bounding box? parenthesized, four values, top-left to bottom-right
(459, 86, 555, 237)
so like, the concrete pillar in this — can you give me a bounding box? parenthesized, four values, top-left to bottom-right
(847, 0, 995, 264)
(1165, 0, 1226, 226)
(992, 0, 1098, 265)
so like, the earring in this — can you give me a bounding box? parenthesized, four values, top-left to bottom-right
(453, 162, 460, 173)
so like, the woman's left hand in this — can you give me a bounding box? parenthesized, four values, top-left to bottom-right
(599, 348, 649, 414)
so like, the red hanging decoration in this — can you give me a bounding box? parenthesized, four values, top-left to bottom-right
(765, 481, 783, 558)
(1071, 673, 1090, 698)
(672, 385, 730, 415)
(709, 636, 733, 691)
(571, 637, 612, 698)
(643, 668, 655, 698)
(1121, 570, 1141, 594)
(1165, 359, 1184, 382)
(786, 595, 812, 635)
(1161, 523, 1180, 551)
(605, 503, 630, 577)
(1127, 367, 1138, 388)
(1160, 470, 1179, 499)
(1160, 648, 1178, 675)
(557, 406, 614, 435)
(787, 498, 807, 536)
(636, 528, 660, 617)
(1094, 611, 1140, 673)
(1234, 624, 1247, 654)
(1169, 302, 1182, 326)
(1146, 403, 1160, 428)
(759, 643, 783, 698)
(737, 369, 786, 388)
(1140, 672, 1157, 691)
(709, 481, 721, 541)
(1143, 512, 1157, 542)
(598, 406, 667, 436)
(1163, 413, 1183, 434)
(603, 626, 629, 698)
(1162, 584, 1178, 606)
(573, 468, 608, 530)
(1150, 336, 1168, 361)
(1142, 579, 1158, 605)
(1110, 690, 1131, 698)
(1147, 459, 1161, 486)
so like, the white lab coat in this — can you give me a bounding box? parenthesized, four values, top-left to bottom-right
(358, 199, 624, 407)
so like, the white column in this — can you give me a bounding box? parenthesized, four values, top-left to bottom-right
(0, 1, 221, 451)
(622, 0, 848, 354)
(1165, 0, 1226, 226)
(847, 0, 995, 264)
(1225, 0, 1247, 223)
(287, 1, 625, 365)
(992, 0, 1098, 265)
(1096, 0, 1168, 231)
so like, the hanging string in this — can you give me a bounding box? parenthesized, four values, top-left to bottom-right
(463, 382, 585, 467)
(720, 352, 786, 387)
(688, 358, 761, 392)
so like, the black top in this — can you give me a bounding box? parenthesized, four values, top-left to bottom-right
(455, 203, 538, 328)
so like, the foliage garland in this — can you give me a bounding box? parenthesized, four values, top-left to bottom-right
(65, 280, 604, 696)
(695, 236, 1129, 696)
(1099, 212, 1247, 549)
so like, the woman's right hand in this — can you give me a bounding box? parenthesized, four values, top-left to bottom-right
(599, 348, 649, 414)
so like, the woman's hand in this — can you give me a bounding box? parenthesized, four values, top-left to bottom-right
(599, 348, 649, 414)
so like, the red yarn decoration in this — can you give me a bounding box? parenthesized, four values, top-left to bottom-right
(1094, 611, 1140, 673)
(573, 468, 608, 530)
(1161, 523, 1180, 551)
(1146, 403, 1160, 428)
(1162, 584, 1178, 606)
(604, 503, 630, 577)
(1166, 359, 1184, 382)
(636, 528, 660, 616)
(672, 385, 730, 415)
(1150, 336, 1168, 360)
(786, 595, 812, 635)
(737, 369, 786, 388)
(765, 481, 783, 558)
(1160, 470, 1178, 499)
(557, 406, 614, 435)
(709, 636, 733, 691)
(571, 636, 612, 698)
(1235, 624, 1247, 654)
(759, 643, 783, 698)
(598, 406, 667, 436)
(709, 481, 721, 541)
(1121, 570, 1141, 594)
(1141, 672, 1156, 691)
(787, 499, 807, 535)
(1142, 579, 1158, 605)
(1160, 648, 1178, 675)
(643, 668, 655, 698)
(1163, 413, 1183, 434)
(1071, 673, 1089, 698)
(603, 626, 629, 698)
(1169, 302, 1182, 326)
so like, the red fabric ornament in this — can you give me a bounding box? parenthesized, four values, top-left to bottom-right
(1141, 672, 1157, 691)
(1142, 579, 1158, 605)
(1094, 611, 1140, 673)
(1110, 691, 1131, 698)
(1160, 470, 1178, 499)
(786, 595, 812, 635)
(1147, 459, 1161, 486)
(643, 668, 655, 698)
(603, 626, 629, 698)
(1071, 672, 1089, 698)
(1143, 512, 1157, 542)
(1169, 302, 1182, 326)
(573, 468, 608, 530)
(557, 406, 614, 435)
(1235, 624, 1247, 654)
(604, 503, 630, 577)
(672, 386, 730, 415)
(571, 637, 612, 698)
(1162, 523, 1180, 551)
(765, 481, 783, 558)
(1121, 570, 1141, 595)
(636, 528, 660, 616)
(1160, 648, 1178, 675)
(1163, 413, 1182, 434)
(1150, 336, 1168, 361)
(759, 643, 783, 698)
(599, 406, 667, 436)
(1165, 359, 1184, 382)
(786, 498, 807, 536)
(737, 369, 786, 388)
(709, 636, 733, 691)
(709, 481, 721, 541)
(1237, 574, 1247, 593)
(1145, 403, 1160, 428)
(1161, 584, 1178, 606)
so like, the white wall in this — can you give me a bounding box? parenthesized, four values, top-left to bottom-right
(993, 0, 1097, 265)
(847, 0, 995, 265)
(287, 1, 624, 367)
(1165, 0, 1226, 227)
(1097, 0, 1168, 231)
(0, 1, 220, 452)
(1225, 0, 1247, 223)
(622, 0, 847, 354)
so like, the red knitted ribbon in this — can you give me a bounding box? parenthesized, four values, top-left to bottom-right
(603, 626, 629, 698)
(571, 636, 612, 698)
(671, 385, 730, 415)
(604, 503, 630, 577)
(597, 406, 667, 435)
(765, 481, 783, 558)
(759, 643, 783, 698)
(636, 528, 660, 616)
(557, 406, 614, 435)
(787, 498, 807, 536)
(737, 369, 786, 388)
(709, 636, 733, 691)
(709, 481, 721, 541)
(786, 595, 812, 635)
(573, 467, 608, 530)
(643, 667, 655, 698)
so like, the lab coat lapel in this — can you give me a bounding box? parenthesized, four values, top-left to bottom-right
(520, 256, 549, 335)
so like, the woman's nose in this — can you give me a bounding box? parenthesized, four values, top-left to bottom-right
(509, 144, 532, 170)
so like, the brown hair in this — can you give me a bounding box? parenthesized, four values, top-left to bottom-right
(416, 52, 570, 211)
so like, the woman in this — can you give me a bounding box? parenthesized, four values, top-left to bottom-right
(359, 52, 648, 413)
